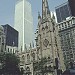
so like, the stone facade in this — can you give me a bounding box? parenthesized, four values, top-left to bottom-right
(57, 17, 75, 69)
(34, 0, 65, 74)
(0, 26, 5, 53)
(18, 48, 37, 75)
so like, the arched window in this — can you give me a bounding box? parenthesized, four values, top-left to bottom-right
(8, 48, 9, 52)
(27, 54, 30, 62)
(45, 25, 48, 29)
(22, 55, 25, 60)
(33, 53, 35, 61)
(48, 57, 50, 60)
(26, 66, 30, 71)
(45, 66, 47, 70)
(10, 49, 12, 53)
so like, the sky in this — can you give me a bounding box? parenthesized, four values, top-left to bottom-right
(0, 0, 67, 31)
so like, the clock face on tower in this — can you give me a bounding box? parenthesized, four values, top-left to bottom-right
(43, 39, 49, 47)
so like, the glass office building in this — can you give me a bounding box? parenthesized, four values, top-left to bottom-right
(2, 24, 18, 47)
(68, 0, 75, 17)
(14, 0, 34, 51)
(2, 24, 18, 53)
(55, 2, 71, 23)
(55, 0, 75, 23)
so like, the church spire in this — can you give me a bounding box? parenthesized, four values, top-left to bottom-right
(42, 0, 50, 19)
(38, 12, 41, 19)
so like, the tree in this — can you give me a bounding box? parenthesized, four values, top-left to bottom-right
(0, 53, 20, 75)
(64, 60, 70, 69)
(33, 57, 54, 75)
(33, 57, 47, 74)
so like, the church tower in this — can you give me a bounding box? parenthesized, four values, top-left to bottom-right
(42, 0, 51, 19)
(35, 0, 66, 74)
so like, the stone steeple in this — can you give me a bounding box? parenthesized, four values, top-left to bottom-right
(42, 0, 50, 19)
(38, 12, 41, 19)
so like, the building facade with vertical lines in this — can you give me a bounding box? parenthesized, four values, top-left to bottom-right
(57, 17, 75, 69)
(14, 0, 34, 51)
(55, 0, 75, 23)
(2, 24, 18, 54)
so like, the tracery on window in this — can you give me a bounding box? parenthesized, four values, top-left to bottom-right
(22, 55, 25, 60)
(27, 54, 30, 62)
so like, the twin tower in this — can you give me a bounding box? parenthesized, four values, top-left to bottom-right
(14, 0, 34, 51)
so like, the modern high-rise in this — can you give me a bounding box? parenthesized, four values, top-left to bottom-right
(2, 24, 18, 54)
(68, 0, 75, 17)
(55, 0, 75, 23)
(55, 2, 71, 23)
(14, 0, 34, 51)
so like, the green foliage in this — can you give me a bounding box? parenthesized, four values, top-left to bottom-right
(0, 53, 20, 75)
(64, 60, 70, 69)
(4, 53, 20, 66)
(34, 57, 47, 71)
(0, 53, 5, 63)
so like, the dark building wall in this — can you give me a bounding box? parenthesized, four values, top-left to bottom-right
(2, 24, 18, 47)
(68, 0, 75, 17)
(55, 2, 71, 23)
(56, 8, 62, 23)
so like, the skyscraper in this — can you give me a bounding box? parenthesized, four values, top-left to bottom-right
(55, 2, 71, 23)
(55, 0, 75, 23)
(68, 0, 75, 17)
(2, 24, 18, 53)
(14, 0, 34, 51)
